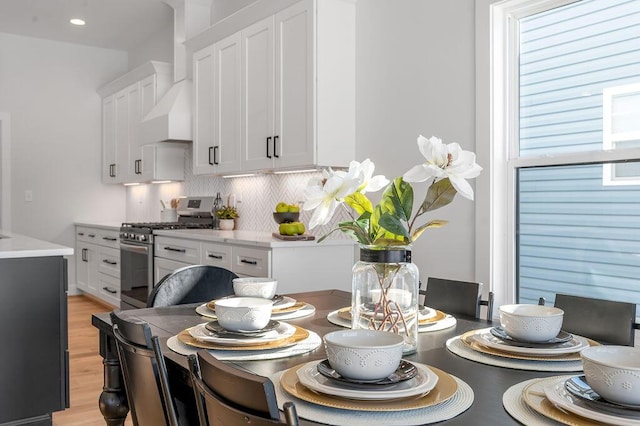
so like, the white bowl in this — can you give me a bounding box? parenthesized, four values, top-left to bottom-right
(499, 304, 564, 342)
(215, 297, 273, 332)
(581, 345, 640, 406)
(233, 277, 278, 299)
(323, 329, 404, 381)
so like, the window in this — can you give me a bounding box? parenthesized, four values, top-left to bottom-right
(479, 0, 640, 312)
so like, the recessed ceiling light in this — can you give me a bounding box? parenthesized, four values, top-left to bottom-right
(70, 18, 86, 26)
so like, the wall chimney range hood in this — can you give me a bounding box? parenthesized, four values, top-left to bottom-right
(140, 0, 211, 144)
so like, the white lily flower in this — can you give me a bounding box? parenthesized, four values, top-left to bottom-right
(403, 135, 482, 200)
(346, 159, 389, 194)
(303, 171, 361, 229)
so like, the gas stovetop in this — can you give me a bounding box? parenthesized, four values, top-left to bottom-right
(120, 221, 213, 243)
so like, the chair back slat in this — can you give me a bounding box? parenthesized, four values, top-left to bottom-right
(420, 277, 488, 319)
(188, 351, 299, 426)
(554, 293, 636, 346)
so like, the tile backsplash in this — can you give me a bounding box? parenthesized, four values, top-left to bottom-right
(126, 144, 347, 238)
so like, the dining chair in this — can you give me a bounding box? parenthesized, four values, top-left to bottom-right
(552, 293, 638, 346)
(419, 277, 494, 321)
(110, 310, 179, 426)
(147, 264, 238, 307)
(187, 351, 299, 426)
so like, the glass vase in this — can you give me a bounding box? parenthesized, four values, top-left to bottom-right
(351, 245, 419, 354)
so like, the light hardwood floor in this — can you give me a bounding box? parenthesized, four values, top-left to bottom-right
(52, 295, 133, 426)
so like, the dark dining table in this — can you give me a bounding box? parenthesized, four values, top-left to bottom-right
(92, 289, 560, 425)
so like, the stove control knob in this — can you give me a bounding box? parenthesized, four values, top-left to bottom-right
(138, 234, 147, 242)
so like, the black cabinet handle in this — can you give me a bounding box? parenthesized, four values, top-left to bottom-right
(88, 234, 96, 238)
(208, 254, 223, 259)
(77, 232, 85, 236)
(102, 236, 117, 241)
(273, 135, 279, 158)
(266, 136, 272, 158)
(208, 146, 214, 165)
(109, 163, 116, 177)
(213, 146, 219, 165)
(102, 259, 117, 265)
(240, 259, 257, 265)
(134, 159, 142, 174)
(164, 246, 186, 253)
(81, 248, 88, 262)
(102, 287, 117, 294)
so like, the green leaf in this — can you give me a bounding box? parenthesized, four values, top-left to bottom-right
(380, 178, 413, 221)
(378, 213, 409, 239)
(338, 220, 371, 245)
(344, 192, 373, 216)
(411, 219, 448, 241)
(422, 178, 457, 212)
(371, 237, 409, 247)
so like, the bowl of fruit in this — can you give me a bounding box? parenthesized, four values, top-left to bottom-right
(273, 202, 307, 237)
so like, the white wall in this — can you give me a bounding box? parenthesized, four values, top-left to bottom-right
(0, 33, 128, 292)
(128, 26, 173, 70)
(355, 0, 477, 282)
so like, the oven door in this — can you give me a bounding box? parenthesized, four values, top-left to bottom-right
(119, 240, 154, 309)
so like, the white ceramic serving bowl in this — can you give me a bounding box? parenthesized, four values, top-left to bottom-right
(233, 277, 278, 300)
(581, 345, 640, 406)
(323, 329, 404, 381)
(499, 304, 564, 342)
(214, 297, 273, 332)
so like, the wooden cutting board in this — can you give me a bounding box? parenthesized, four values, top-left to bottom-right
(272, 232, 316, 241)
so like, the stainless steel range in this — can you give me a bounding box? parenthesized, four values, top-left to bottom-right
(120, 196, 216, 309)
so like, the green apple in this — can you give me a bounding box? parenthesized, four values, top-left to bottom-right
(275, 202, 289, 213)
(288, 204, 300, 213)
(294, 222, 305, 235)
(279, 222, 298, 236)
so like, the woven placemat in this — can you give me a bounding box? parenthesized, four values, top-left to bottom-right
(166, 331, 321, 361)
(502, 377, 564, 425)
(446, 336, 583, 372)
(270, 369, 473, 426)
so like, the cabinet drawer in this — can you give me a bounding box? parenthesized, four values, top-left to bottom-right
(155, 237, 200, 264)
(97, 246, 120, 278)
(97, 274, 120, 307)
(201, 242, 232, 270)
(232, 246, 270, 277)
(97, 230, 120, 249)
(76, 226, 99, 244)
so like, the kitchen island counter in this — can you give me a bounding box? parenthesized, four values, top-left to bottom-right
(74, 221, 122, 231)
(153, 228, 355, 248)
(0, 230, 73, 259)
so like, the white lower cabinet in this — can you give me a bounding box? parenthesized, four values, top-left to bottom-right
(75, 225, 121, 306)
(153, 233, 354, 293)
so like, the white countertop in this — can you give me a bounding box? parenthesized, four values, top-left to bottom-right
(153, 229, 356, 248)
(0, 231, 74, 259)
(75, 222, 123, 231)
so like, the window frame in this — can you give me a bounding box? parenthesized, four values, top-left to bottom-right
(476, 0, 640, 315)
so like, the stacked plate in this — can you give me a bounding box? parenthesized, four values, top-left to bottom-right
(177, 320, 310, 351)
(462, 326, 591, 361)
(279, 360, 460, 411)
(327, 306, 456, 332)
(196, 295, 315, 320)
(520, 375, 640, 425)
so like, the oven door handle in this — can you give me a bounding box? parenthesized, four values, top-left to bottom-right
(119, 242, 150, 254)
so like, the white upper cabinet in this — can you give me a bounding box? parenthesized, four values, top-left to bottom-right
(98, 61, 186, 184)
(193, 32, 242, 175)
(188, 0, 356, 175)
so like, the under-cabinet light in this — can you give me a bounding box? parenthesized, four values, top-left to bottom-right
(273, 169, 318, 174)
(70, 18, 85, 26)
(123, 182, 140, 186)
(151, 180, 172, 184)
(222, 173, 257, 178)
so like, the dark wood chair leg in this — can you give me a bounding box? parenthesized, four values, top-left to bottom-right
(98, 331, 129, 425)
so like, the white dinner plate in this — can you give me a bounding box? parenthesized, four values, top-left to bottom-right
(474, 331, 589, 356)
(188, 321, 296, 346)
(295, 360, 439, 401)
(273, 296, 297, 310)
(544, 376, 640, 426)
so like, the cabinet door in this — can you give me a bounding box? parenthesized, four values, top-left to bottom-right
(115, 83, 140, 183)
(214, 32, 242, 174)
(274, 1, 314, 168)
(201, 242, 232, 270)
(134, 75, 157, 181)
(76, 243, 91, 292)
(102, 95, 118, 183)
(193, 44, 216, 175)
(241, 16, 275, 172)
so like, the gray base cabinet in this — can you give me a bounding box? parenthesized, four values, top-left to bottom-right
(0, 256, 69, 425)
